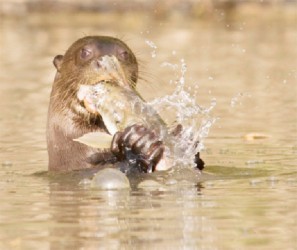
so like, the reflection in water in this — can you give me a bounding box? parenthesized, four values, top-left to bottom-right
(1, 171, 295, 249)
(46, 175, 210, 249)
(0, 11, 296, 249)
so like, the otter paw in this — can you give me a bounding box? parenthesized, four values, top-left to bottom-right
(111, 124, 164, 173)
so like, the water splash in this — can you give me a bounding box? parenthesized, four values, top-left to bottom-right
(148, 59, 216, 168)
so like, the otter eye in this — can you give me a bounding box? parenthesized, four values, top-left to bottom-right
(119, 50, 129, 61)
(80, 48, 92, 60)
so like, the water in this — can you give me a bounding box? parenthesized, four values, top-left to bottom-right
(147, 58, 217, 167)
(0, 12, 297, 249)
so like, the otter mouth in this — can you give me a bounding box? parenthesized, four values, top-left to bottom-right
(77, 80, 116, 115)
(76, 55, 133, 115)
(77, 82, 98, 115)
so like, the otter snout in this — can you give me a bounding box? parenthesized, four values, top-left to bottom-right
(91, 56, 129, 88)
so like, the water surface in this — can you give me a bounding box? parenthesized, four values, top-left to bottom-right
(0, 12, 296, 249)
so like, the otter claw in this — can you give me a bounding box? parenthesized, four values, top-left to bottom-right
(111, 131, 123, 158)
(111, 124, 164, 173)
(147, 141, 164, 169)
(137, 158, 153, 173)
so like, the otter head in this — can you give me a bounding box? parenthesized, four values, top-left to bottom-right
(51, 36, 138, 121)
(54, 36, 138, 85)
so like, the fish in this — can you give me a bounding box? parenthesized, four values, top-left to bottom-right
(74, 55, 172, 171)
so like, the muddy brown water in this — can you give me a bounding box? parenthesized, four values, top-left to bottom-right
(0, 13, 296, 249)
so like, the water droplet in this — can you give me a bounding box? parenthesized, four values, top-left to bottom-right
(161, 62, 178, 70)
(230, 92, 244, 107)
(145, 40, 157, 58)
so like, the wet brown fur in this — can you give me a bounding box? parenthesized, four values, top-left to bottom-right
(47, 36, 138, 171)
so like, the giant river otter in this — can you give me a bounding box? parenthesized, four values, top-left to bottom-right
(47, 36, 204, 172)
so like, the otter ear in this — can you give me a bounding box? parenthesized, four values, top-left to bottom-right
(53, 55, 64, 71)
